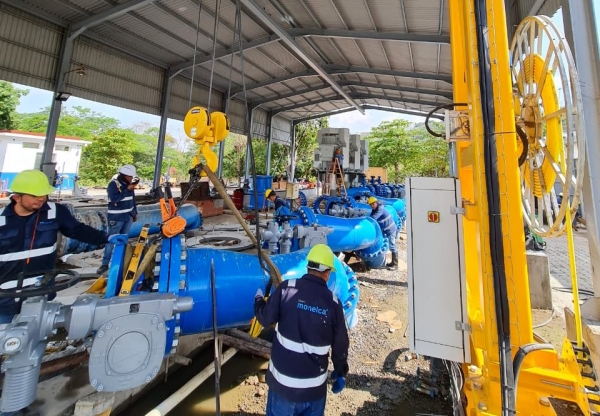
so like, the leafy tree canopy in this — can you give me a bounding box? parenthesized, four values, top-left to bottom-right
(0, 81, 29, 130)
(366, 119, 448, 182)
(15, 106, 119, 140)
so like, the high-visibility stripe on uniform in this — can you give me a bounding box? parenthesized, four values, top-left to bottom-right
(0, 243, 57, 262)
(0, 216, 5, 227)
(268, 360, 327, 388)
(107, 207, 134, 214)
(120, 196, 133, 202)
(47, 202, 56, 219)
(275, 324, 330, 355)
(287, 279, 296, 287)
(0, 276, 41, 290)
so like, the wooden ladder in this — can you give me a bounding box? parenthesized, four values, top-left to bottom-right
(323, 157, 346, 197)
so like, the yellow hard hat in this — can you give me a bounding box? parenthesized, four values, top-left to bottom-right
(11, 170, 55, 196)
(367, 196, 378, 205)
(265, 189, 274, 198)
(306, 244, 336, 272)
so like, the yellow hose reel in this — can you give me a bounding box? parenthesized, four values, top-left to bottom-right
(183, 106, 230, 176)
(510, 16, 586, 238)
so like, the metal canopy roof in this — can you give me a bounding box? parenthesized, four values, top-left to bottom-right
(4, 0, 454, 123)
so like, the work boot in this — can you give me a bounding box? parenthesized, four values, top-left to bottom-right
(387, 252, 398, 271)
(96, 264, 109, 275)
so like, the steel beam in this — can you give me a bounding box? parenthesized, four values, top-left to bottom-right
(350, 94, 442, 108)
(337, 81, 454, 99)
(563, 0, 600, 297)
(41, 29, 75, 182)
(273, 93, 441, 115)
(244, 106, 255, 179)
(252, 84, 332, 106)
(239, 0, 364, 114)
(266, 113, 273, 175)
(216, 95, 229, 178)
(293, 107, 358, 124)
(324, 65, 453, 83)
(153, 75, 173, 189)
(361, 105, 443, 120)
(0, 0, 69, 26)
(289, 122, 296, 181)
(272, 96, 347, 115)
(229, 70, 315, 96)
(71, 0, 152, 38)
(169, 27, 448, 76)
(230, 67, 452, 97)
(291, 28, 450, 44)
(528, 0, 546, 15)
(169, 34, 280, 77)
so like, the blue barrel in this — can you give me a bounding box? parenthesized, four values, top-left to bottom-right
(246, 175, 273, 210)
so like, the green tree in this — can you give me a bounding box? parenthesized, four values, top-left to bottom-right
(79, 129, 136, 185)
(367, 119, 420, 182)
(222, 133, 247, 181)
(292, 118, 329, 179)
(0, 82, 29, 130)
(367, 120, 449, 181)
(15, 106, 119, 140)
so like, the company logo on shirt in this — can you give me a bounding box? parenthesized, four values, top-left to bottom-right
(297, 301, 328, 316)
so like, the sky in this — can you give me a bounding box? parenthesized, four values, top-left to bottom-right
(15, 4, 600, 138)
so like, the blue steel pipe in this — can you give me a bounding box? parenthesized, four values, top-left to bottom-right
(292, 207, 387, 268)
(178, 248, 360, 334)
(318, 215, 379, 252)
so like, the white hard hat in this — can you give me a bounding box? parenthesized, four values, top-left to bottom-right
(118, 164, 137, 176)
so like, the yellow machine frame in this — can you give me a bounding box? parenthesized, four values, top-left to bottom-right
(449, 0, 592, 414)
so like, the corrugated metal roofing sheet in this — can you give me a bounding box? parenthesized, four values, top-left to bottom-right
(22, 0, 87, 22)
(0, 4, 61, 90)
(5, 0, 550, 137)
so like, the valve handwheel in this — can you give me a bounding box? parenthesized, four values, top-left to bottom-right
(0, 269, 80, 299)
(511, 16, 586, 237)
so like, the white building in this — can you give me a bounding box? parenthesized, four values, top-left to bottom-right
(0, 131, 90, 191)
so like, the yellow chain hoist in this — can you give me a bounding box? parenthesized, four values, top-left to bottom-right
(183, 106, 230, 176)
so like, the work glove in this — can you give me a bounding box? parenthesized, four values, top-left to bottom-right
(132, 214, 138, 223)
(108, 234, 128, 245)
(331, 372, 346, 394)
(255, 288, 264, 300)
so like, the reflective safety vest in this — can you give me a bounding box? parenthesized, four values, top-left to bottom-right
(106, 178, 137, 221)
(0, 200, 107, 316)
(254, 274, 350, 402)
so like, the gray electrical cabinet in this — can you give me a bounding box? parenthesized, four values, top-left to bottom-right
(406, 177, 470, 363)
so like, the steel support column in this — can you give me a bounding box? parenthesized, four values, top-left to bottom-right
(266, 113, 273, 175)
(563, 0, 600, 297)
(216, 95, 229, 178)
(42, 29, 75, 183)
(153, 75, 172, 189)
(244, 106, 255, 179)
(289, 122, 296, 182)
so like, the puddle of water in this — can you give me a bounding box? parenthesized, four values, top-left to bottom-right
(125, 349, 267, 416)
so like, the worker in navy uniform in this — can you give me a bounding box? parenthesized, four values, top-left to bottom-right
(0, 171, 124, 416)
(265, 188, 292, 216)
(254, 244, 349, 416)
(0, 171, 122, 414)
(368, 196, 398, 270)
(97, 164, 138, 275)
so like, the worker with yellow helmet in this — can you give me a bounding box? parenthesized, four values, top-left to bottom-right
(368, 196, 398, 270)
(254, 244, 349, 415)
(0, 170, 120, 325)
(265, 188, 292, 216)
